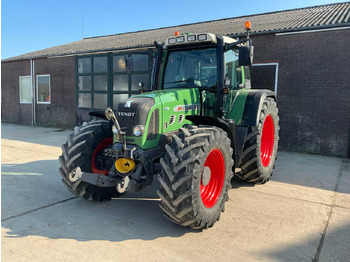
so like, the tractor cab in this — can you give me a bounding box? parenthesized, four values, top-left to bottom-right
(154, 32, 253, 118)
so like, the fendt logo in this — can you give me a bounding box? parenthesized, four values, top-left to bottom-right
(118, 112, 135, 117)
(124, 100, 133, 108)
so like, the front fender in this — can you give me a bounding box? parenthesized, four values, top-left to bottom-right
(186, 115, 235, 152)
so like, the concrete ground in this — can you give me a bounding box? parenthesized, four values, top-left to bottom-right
(1, 123, 350, 262)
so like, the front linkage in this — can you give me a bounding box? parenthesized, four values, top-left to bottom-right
(78, 108, 163, 194)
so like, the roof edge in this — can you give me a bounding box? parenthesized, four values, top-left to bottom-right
(3, 23, 350, 63)
(83, 2, 350, 40)
(2, 44, 155, 63)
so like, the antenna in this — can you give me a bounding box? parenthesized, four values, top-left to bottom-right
(82, 6, 84, 39)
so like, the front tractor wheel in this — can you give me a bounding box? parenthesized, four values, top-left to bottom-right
(158, 126, 233, 229)
(235, 97, 279, 183)
(59, 119, 119, 201)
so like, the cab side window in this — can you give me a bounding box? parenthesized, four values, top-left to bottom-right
(224, 49, 241, 89)
(244, 66, 251, 89)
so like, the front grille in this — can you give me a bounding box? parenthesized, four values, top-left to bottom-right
(116, 97, 155, 135)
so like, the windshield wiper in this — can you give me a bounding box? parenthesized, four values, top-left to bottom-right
(164, 79, 191, 84)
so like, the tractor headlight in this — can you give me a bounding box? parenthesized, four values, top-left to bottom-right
(176, 36, 185, 43)
(187, 35, 196, 41)
(168, 38, 176, 44)
(133, 125, 144, 136)
(198, 34, 207, 41)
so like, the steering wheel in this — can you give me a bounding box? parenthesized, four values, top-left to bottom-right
(188, 73, 209, 84)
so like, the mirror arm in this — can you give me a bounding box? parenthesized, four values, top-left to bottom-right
(225, 38, 252, 51)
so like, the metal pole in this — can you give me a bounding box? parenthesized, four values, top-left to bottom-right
(30, 59, 33, 126)
(30, 59, 36, 126)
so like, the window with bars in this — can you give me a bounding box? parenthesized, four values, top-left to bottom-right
(112, 54, 149, 109)
(76, 53, 151, 111)
(77, 56, 108, 109)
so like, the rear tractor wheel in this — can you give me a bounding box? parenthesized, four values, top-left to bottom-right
(158, 126, 233, 229)
(235, 97, 279, 183)
(59, 119, 119, 201)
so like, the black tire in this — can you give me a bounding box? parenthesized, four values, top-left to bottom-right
(235, 97, 279, 184)
(158, 126, 233, 229)
(59, 119, 119, 201)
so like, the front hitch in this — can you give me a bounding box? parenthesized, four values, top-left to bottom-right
(79, 107, 158, 193)
(79, 170, 130, 193)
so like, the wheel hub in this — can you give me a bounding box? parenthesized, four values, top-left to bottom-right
(201, 166, 211, 186)
(260, 115, 275, 167)
(92, 137, 113, 175)
(200, 149, 225, 208)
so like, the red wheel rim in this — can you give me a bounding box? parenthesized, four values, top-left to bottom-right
(200, 149, 225, 208)
(92, 137, 113, 175)
(260, 115, 275, 167)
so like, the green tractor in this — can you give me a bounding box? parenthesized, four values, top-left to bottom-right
(59, 22, 279, 229)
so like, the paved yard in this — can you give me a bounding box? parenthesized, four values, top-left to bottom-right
(1, 123, 350, 262)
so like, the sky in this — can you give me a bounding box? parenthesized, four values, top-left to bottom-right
(1, 0, 348, 59)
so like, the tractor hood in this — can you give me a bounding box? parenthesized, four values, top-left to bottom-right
(115, 88, 201, 149)
(136, 88, 201, 132)
(138, 88, 201, 111)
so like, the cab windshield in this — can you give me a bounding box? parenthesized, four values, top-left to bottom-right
(163, 48, 217, 89)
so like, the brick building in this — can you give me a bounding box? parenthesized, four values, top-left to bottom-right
(2, 3, 350, 157)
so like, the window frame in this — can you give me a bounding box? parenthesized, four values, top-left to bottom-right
(162, 47, 218, 90)
(76, 51, 152, 111)
(251, 62, 279, 95)
(36, 74, 51, 104)
(19, 76, 32, 104)
(224, 48, 240, 89)
(76, 54, 110, 110)
(112, 52, 151, 94)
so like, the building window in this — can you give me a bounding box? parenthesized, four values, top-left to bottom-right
(76, 53, 151, 112)
(112, 53, 150, 109)
(19, 76, 32, 103)
(77, 55, 109, 110)
(36, 75, 51, 104)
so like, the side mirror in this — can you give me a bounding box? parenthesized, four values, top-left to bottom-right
(238, 46, 254, 66)
(138, 81, 145, 93)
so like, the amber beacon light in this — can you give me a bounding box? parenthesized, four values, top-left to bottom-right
(245, 21, 252, 31)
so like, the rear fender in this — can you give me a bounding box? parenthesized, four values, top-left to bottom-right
(234, 90, 276, 167)
(241, 90, 276, 127)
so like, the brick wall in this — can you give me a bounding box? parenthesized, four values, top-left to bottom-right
(34, 57, 76, 128)
(251, 29, 350, 157)
(1, 56, 76, 128)
(1, 60, 32, 125)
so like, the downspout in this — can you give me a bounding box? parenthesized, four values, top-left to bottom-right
(30, 59, 36, 126)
